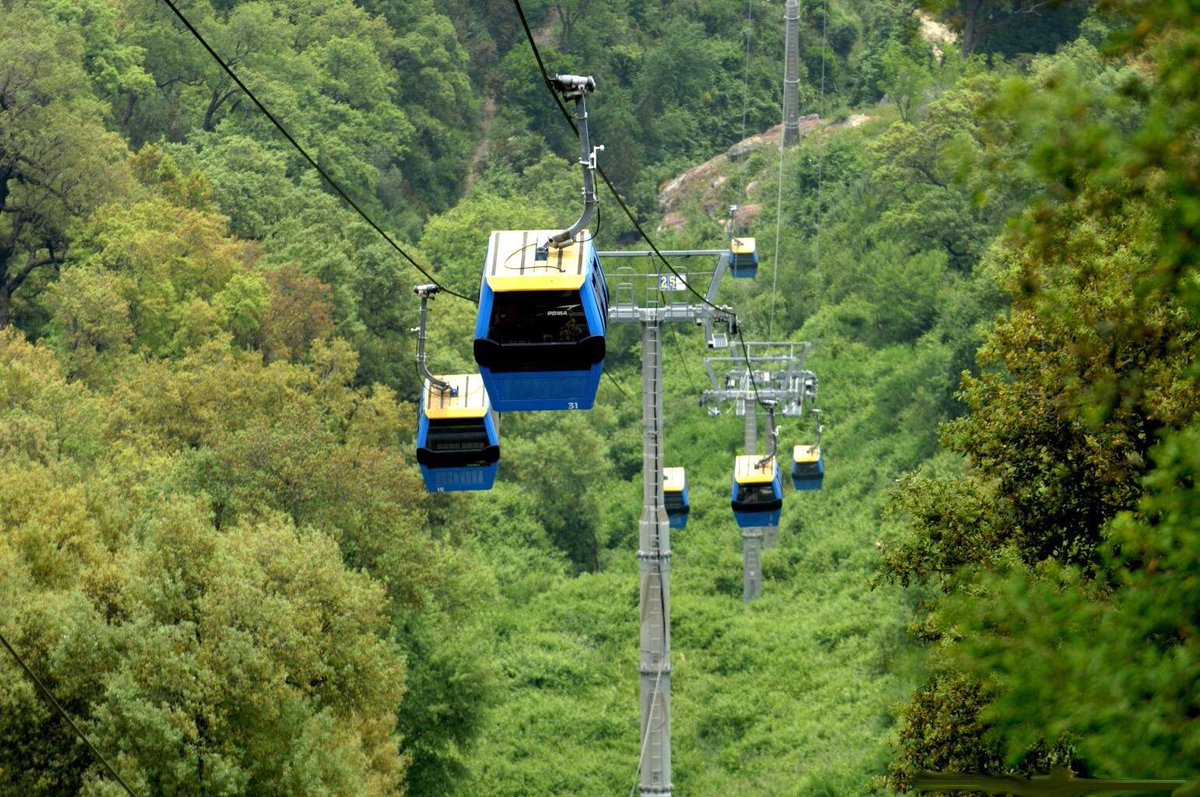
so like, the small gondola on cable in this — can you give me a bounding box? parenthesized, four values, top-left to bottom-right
(731, 400, 784, 527)
(729, 237, 758, 278)
(473, 74, 609, 412)
(412, 285, 500, 493)
(417, 373, 500, 492)
(791, 408, 824, 491)
(473, 228, 608, 411)
(663, 466, 689, 530)
(791, 444, 824, 491)
(731, 454, 783, 528)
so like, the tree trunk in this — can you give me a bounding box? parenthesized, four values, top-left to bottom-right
(119, 92, 137, 135)
(203, 89, 222, 131)
(202, 87, 239, 132)
(0, 239, 12, 328)
(960, 0, 985, 56)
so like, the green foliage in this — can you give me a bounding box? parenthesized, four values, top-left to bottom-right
(921, 0, 1096, 58)
(0, 2, 133, 327)
(61, 199, 251, 358)
(945, 425, 1200, 776)
(0, 318, 498, 796)
(881, 2, 1200, 788)
(503, 412, 618, 572)
(9, 1, 1189, 796)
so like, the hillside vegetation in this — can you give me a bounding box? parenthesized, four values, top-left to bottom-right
(1, 0, 1198, 796)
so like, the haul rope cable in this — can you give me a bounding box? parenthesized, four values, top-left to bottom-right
(741, 0, 753, 143)
(162, 0, 644, 401)
(0, 629, 140, 797)
(510, 0, 724, 317)
(511, 0, 770, 411)
(626, 663, 666, 797)
(815, 0, 829, 266)
(156, 0, 475, 304)
(769, 59, 785, 338)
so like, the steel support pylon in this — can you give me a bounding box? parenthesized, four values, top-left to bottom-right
(638, 320, 672, 796)
(606, 248, 736, 795)
(783, 0, 801, 146)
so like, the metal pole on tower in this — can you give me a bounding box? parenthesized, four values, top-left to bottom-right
(601, 246, 739, 794)
(638, 319, 672, 796)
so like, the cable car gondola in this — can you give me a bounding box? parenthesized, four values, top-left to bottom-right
(473, 229, 608, 411)
(416, 373, 500, 492)
(731, 454, 783, 528)
(663, 466, 689, 530)
(729, 237, 758, 278)
(791, 444, 824, 491)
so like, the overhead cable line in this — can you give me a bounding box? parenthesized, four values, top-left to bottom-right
(669, 324, 701, 394)
(0, 629, 140, 797)
(511, 0, 774, 417)
(598, 168, 729, 316)
(740, 0, 753, 143)
(769, 135, 785, 338)
(815, 0, 829, 266)
(604, 369, 633, 402)
(510, 0, 726, 318)
(626, 663, 666, 797)
(736, 327, 766, 407)
(592, 163, 772, 416)
(156, 0, 475, 304)
(768, 0, 787, 338)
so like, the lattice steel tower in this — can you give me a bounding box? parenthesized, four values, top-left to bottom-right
(783, 0, 801, 146)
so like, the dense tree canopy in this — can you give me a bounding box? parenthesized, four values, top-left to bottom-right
(8, 0, 1197, 795)
(881, 0, 1200, 789)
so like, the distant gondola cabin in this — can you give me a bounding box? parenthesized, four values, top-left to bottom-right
(730, 454, 783, 528)
(663, 466, 689, 530)
(416, 374, 500, 492)
(473, 229, 608, 411)
(791, 444, 824, 491)
(729, 237, 758, 278)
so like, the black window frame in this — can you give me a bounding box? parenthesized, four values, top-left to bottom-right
(487, 289, 589, 346)
(425, 418, 492, 453)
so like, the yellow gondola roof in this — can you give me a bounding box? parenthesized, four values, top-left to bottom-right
(731, 237, 756, 255)
(734, 454, 775, 484)
(793, 444, 821, 464)
(663, 467, 686, 494)
(423, 374, 491, 420)
(484, 229, 593, 292)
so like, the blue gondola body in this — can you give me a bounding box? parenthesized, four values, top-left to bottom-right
(416, 374, 500, 492)
(474, 230, 608, 411)
(791, 444, 825, 491)
(663, 466, 689, 530)
(730, 455, 783, 528)
(729, 237, 758, 279)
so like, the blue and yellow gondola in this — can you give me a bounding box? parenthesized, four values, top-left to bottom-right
(730, 454, 783, 528)
(791, 444, 824, 491)
(416, 374, 499, 492)
(663, 466, 689, 530)
(729, 237, 758, 278)
(473, 229, 608, 412)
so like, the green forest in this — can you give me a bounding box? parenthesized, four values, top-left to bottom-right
(1, 0, 1197, 795)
